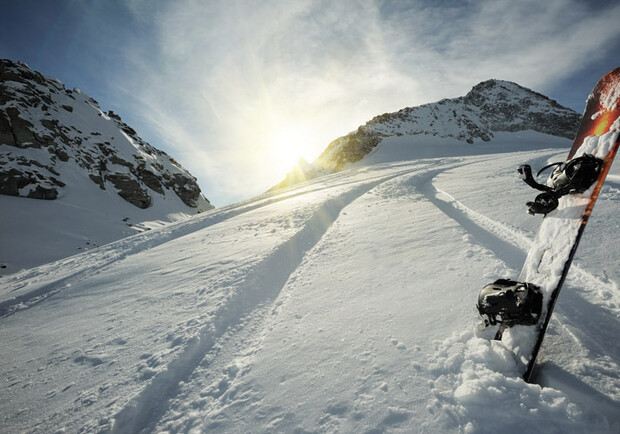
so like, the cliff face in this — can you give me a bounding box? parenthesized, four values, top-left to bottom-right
(0, 59, 212, 211)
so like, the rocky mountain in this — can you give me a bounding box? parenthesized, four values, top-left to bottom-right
(272, 80, 582, 190)
(0, 59, 211, 210)
(0, 59, 213, 274)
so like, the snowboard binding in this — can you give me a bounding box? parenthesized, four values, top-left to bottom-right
(477, 279, 543, 327)
(518, 153, 603, 215)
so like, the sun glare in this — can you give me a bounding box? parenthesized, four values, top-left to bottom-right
(267, 124, 319, 177)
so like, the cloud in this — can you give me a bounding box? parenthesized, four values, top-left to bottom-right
(377, 0, 620, 92)
(110, 0, 620, 205)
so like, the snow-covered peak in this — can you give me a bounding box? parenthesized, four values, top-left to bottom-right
(464, 79, 546, 104)
(0, 59, 214, 274)
(461, 79, 579, 134)
(0, 59, 212, 210)
(273, 80, 581, 190)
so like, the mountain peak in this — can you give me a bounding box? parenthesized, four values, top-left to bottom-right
(464, 79, 524, 103)
(463, 79, 566, 111)
(273, 79, 582, 189)
(0, 59, 214, 273)
(0, 58, 211, 210)
(468, 78, 525, 92)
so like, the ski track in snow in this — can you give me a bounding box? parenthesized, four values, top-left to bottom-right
(146, 153, 619, 433)
(427, 154, 620, 322)
(0, 161, 445, 432)
(417, 153, 620, 430)
(433, 173, 620, 319)
(2, 162, 432, 433)
(420, 152, 620, 321)
(3, 151, 620, 433)
(147, 160, 481, 433)
(0, 167, 407, 319)
(107, 162, 449, 433)
(420, 174, 527, 273)
(148, 160, 485, 433)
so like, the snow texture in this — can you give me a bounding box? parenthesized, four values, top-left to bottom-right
(1, 135, 620, 432)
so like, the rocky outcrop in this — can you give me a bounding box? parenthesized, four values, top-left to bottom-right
(462, 80, 580, 139)
(0, 154, 65, 199)
(106, 173, 151, 209)
(0, 59, 213, 211)
(314, 130, 382, 171)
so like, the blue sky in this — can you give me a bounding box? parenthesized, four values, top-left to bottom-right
(2, 0, 620, 206)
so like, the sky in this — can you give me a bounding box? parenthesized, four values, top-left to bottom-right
(2, 0, 620, 206)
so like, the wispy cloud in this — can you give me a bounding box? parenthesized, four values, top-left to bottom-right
(110, 0, 620, 205)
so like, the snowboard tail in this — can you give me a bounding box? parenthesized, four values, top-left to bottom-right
(478, 67, 620, 382)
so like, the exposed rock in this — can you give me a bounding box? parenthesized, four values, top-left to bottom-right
(109, 155, 135, 169)
(47, 145, 69, 162)
(89, 173, 105, 189)
(170, 174, 202, 208)
(269, 158, 330, 192)
(318, 130, 382, 171)
(139, 169, 164, 195)
(27, 185, 58, 200)
(463, 80, 580, 139)
(0, 167, 60, 199)
(0, 58, 213, 211)
(0, 168, 30, 196)
(106, 173, 151, 209)
(4, 107, 41, 148)
(0, 109, 14, 145)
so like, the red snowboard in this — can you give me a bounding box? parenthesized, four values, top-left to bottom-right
(493, 67, 620, 382)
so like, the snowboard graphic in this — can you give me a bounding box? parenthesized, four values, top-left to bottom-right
(478, 67, 620, 382)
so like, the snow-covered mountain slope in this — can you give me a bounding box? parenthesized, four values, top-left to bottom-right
(273, 80, 581, 190)
(0, 59, 213, 274)
(1, 143, 619, 432)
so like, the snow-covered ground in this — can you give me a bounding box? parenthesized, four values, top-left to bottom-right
(0, 171, 200, 275)
(1, 135, 619, 433)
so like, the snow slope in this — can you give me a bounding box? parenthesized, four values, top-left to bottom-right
(0, 60, 213, 275)
(1, 137, 619, 432)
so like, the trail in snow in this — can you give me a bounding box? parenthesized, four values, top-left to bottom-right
(2, 150, 619, 433)
(151, 163, 482, 432)
(150, 158, 526, 433)
(425, 152, 620, 431)
(0, 164, 419, 319)
(419, 172, 527, 273)
(3, 159, 452, 433)
(109, 168, 422, 433)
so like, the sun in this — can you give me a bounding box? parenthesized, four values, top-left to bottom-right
(267, 124, 319, 177)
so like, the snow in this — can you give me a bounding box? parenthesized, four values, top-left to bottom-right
(576, 131, 619, 158)
(2, 131, 620, 433)
(601, 78, 620, 112)
(0, 63, 213, 275)
(0, 166, 199, 274)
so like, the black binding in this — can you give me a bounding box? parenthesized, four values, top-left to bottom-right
(518, 154, 603, 215)
(477, 279, 543, 327)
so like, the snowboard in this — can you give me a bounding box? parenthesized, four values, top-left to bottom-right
(482, 67, 620, 382)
